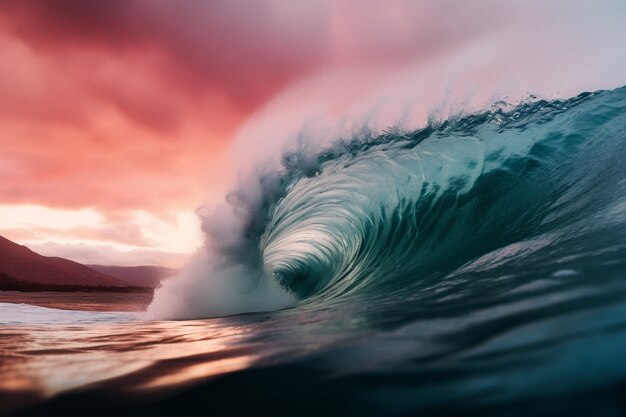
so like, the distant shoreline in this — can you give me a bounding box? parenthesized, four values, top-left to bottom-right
(0, 290, 154, 312)
(0, 272, 153, 293)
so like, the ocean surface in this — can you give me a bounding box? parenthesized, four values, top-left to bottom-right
(2, 86, 626, 416)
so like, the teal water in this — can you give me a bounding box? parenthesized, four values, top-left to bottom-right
(2, 86, 626, 416)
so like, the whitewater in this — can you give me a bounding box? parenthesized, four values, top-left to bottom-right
(2, 86, 626, 415)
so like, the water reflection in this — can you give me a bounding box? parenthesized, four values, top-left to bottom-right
(0, 314, 257, 414)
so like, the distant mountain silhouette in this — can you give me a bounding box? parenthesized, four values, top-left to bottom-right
(87, 265, 177, 288)
(0, 235, 128, 289)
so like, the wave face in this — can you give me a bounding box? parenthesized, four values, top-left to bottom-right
(253, 87, 626, 308)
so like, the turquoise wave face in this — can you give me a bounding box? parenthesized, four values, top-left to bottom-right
(256, 87, 626, 305)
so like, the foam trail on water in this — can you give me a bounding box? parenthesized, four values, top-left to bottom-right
(148, 188, 298, 319)
(148, 251, 296, 319)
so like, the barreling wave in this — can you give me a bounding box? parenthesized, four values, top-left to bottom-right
(149, 86, 626, 319)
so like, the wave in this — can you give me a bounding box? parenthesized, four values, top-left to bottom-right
(149, 86, 626, 319)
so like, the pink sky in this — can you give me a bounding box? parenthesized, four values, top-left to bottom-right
(1, 1, 625, 266)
